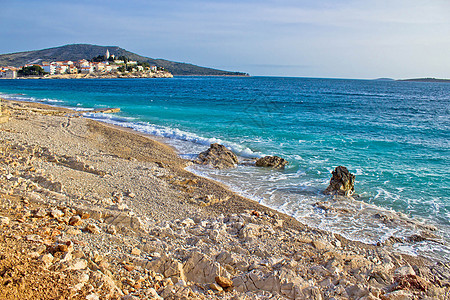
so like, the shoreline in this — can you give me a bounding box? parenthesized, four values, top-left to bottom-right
(0, 99, 448, 299)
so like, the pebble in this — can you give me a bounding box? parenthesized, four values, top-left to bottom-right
(40, 253, 54, 267)
(215, 276, 233, 288)
(106, 225, 117, 235)
(210, 282, 223, 292)
(0, 216, 10, 226)
(84, 224, 101, 234)
(69, 215, 83, 226)
(131, 248, 141, 256)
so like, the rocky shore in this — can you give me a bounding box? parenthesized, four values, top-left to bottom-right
(0, 99, 448, 299)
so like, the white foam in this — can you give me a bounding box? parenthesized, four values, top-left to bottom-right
(84, 113, 264, 158)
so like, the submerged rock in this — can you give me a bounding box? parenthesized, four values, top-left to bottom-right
(324, 166, 355, 196)
(196, 143, 238, 169)
(255, 156, 288, 169)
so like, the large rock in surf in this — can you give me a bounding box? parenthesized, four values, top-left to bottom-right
(324, 166, 355, 196)
(197, 143, 238, 169)
(255, 156, 288, 169)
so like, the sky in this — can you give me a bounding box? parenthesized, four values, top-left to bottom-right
(1, 0, 449, 78)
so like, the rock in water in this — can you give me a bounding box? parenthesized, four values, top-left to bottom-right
(255, 156, 288, 169)
(324, 166, 355, 196)
(197, 143, 238, 169)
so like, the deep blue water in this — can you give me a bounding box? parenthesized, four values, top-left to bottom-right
(0, 77, 449, 260)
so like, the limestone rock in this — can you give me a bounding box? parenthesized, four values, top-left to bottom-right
(49, 208, 64, 219)
(84, 224, 101, 234)
(197, 143, 238, 169)
(394, 265, 416, 277)
(381, 290, 414, 300)
(0, 216, 10, 226)
(68, 259, 88, 270)
(183, 251, 228, 284)
(40, 253, 54, 267)
(255, 156, 288, 169)
(106, 225, 117, 235)
(215, 276, 233, 288)
(210, 282, 223, 292)
(69, 215, 83, 226)
(324, 166, 355, 196)
(131, 248, 141, 256)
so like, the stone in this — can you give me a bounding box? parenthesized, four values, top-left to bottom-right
(66, 228, 82, 235)
(0, 216, 10, 226)
(84, 224, 101, 234)
(183, 251, 227, 284)
(324, 166, 355, 196)
(210, 282, 223, 292)
(29, 245, 47, 258)
(68, 259, 88, 270)
(90, 270, 123, 297)
(197, 143, 238, 169)
(381, 290, 414, 300)
(33, 207, 47, 218)
(40, 253, 54, 267)
(69, 215, 83, 226)
(26, 234, 43, 243)
(49, 208, 64, 219)
(255, 156, 288, 169)
(85, 293, 100, 300)
(215, 276, 233, 288)
(394, 265, 416, 277)
(346, 284, 369, 299)
(106, 225, 117, 235)
(131, 248, 141, 256)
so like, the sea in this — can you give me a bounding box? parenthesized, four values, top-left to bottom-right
(0, 77, 448, 262)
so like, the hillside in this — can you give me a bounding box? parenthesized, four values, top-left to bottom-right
(0, 44, 248, 76)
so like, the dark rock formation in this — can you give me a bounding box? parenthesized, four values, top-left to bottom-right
(197, 143, 238, 169)
(255, 156, 288, 169)
(324, 166, 355, 196)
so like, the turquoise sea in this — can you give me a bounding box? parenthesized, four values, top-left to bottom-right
(0, 77, 448, 261)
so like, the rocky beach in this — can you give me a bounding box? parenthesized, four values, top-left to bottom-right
(0, 99, 448, 299)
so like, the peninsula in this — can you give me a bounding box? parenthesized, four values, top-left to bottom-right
(0, 44, 249, 77)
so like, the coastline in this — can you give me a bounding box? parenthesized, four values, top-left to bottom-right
(0, 99, 448, 299)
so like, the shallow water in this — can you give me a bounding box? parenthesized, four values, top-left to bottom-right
(1, 77, 448, 261)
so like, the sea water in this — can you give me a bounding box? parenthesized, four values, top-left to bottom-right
(0, 77, 448, 261)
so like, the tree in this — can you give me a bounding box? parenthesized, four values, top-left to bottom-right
(138, 62, 150, 68)
(18, 65, 46, 76)
(91, 55, 106, 62)
(118, 66, 126, 72)
(117, 56, 128, 64)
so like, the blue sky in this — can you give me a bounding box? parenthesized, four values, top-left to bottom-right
(1, 0, 449, 78)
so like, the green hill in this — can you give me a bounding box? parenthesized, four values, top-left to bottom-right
(0, 44, 248, 76)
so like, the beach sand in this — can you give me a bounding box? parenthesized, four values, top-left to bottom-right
(0, 99, 448, 299)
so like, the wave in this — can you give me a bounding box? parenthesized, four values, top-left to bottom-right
(0, 92, 63, 104)
(83, 112, 264, 158)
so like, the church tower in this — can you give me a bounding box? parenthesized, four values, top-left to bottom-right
(106, 49, 110, 59)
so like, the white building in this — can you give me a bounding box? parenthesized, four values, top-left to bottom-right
(80, 66, 94, 73)
(1, 69, 17, 79)
(42, 63, 57, 75)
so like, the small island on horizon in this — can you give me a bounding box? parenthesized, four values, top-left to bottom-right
(374, 77, 449, 83)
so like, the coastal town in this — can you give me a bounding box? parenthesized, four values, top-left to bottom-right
(0, 49, 172, 79)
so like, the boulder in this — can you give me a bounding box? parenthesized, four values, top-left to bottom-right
(255, 156, 288, 169)
(324, 166, 355, 196)
(197, 143, 238, 169)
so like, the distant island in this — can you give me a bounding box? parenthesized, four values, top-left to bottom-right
(373, 77, 449, 83)
(397, 78, 450, 83)
(0, 44, 249, 77)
